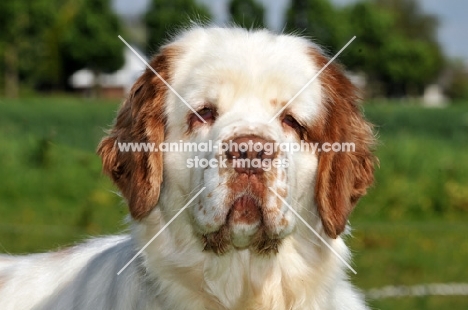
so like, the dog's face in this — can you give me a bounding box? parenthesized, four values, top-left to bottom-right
(98, 28, 375, 255)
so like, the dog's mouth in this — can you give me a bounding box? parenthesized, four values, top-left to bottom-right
(229, 196, 262, 227)
(202, 195, 282, 255)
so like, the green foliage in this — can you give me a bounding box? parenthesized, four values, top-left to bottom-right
(0, 0, 57, 96)
(352, 0, 444, 97)
(60, 0, 125, 80)
(445, 60, 468, 101)
(376, 0, 439, 43)
(375, 0, 444, 94)
(229, 0, 265, 29)
(350, 102, 468, 310)
(349, 222, 468, 310)
(286, 0, 347, 52)
(341, 0, 444, 97)
(0, 98, 123, 252)
(355, 103, 468, 220)
(144, 0, 212, 53)
(340, 1, 394, 96)
(39, 1, 81, 89)
(286, 0, 445, 97)
(0, 0, 125, 93)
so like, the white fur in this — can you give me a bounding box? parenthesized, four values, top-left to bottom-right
(0, 27, 367, 309)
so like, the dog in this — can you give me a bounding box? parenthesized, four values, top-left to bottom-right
(0, 27, 375, 309)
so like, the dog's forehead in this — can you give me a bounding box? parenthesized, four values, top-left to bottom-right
(175, 29, 318, 80)
(167, 27, 324, 121)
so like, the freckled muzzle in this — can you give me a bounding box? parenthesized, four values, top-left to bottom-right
(198, 136, 294, 255)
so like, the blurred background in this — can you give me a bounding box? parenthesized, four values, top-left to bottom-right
(0, 0, 467, 309)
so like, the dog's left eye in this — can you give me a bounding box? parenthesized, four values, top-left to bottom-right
(282, 115, 303, 135)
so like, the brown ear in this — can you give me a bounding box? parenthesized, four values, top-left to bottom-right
(310, 49, 376, 238)
(97, 48, 175, 220)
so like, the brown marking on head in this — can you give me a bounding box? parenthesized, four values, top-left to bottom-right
(270, 99, 289, 110)
(307, 47, 376, 239)
(97, 46, 179, 220)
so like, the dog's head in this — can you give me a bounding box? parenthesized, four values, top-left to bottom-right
(98, 27, 375, 255)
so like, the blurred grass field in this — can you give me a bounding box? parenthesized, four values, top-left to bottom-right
(0, 97, 467, 309)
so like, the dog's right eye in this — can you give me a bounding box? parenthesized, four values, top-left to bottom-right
(197, 107, 215, 122)
(188, 107, 217, 131)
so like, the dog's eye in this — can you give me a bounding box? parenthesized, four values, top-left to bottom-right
(197, 107, 215, 122)
(282, 115, 303, 134)
(188, 106, 217, 131)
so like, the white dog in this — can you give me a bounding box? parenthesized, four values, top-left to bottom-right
(0, 27, 375, 309)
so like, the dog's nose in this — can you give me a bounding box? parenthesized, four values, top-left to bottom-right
(226, 136, 276, 175)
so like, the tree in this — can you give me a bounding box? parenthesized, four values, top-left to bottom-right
(229, 0, 265, 29)
(144, 0, 211, 53)
(286, 0, 346, 53)
(341, 0, 444, 97)
(285, 0, 445, 97)
(444, 60, 468, 101)
(37, 0, 80, 90)
(0, 0, 125, 94)
(0, 1, 23, 97)
(375, 0, 444, 95)
(0, 0, 56, 96)
(61, 0, 124, 83)
(376, 0, 439, 43)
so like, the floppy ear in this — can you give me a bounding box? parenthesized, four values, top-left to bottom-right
(97, 48, 175, 220)
(309, 49, 376, 238)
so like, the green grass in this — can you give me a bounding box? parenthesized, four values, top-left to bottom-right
(0, 97, 467, 309)
(0, 97, 125, 253)
(350, 103, 468, 309)
(356, 103, 468, 220)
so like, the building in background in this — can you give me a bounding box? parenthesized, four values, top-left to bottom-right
(69, 47, 147, 98)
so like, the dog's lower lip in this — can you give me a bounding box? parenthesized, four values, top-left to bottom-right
(229, 195, 262, 225)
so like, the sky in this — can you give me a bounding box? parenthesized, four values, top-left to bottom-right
(112, 0, 468, 61)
